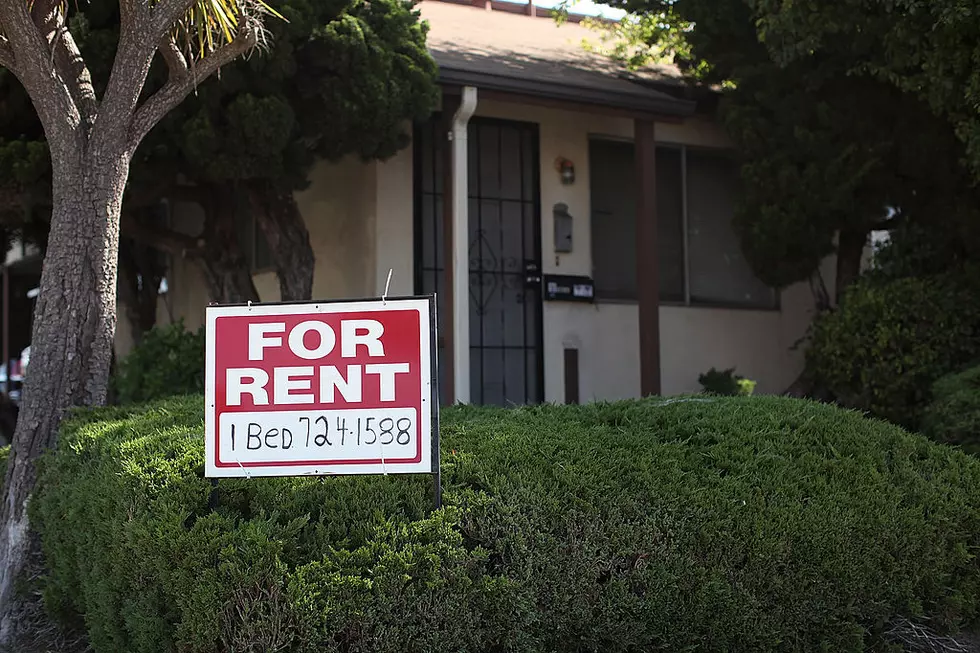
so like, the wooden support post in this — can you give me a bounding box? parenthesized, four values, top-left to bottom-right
(634, 119, 661, 396)
(564, 348, 579, 404)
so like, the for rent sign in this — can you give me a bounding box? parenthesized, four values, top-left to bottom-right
(204, 297, 436, 478)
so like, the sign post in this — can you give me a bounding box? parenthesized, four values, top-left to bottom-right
(204, 296, 439, 503)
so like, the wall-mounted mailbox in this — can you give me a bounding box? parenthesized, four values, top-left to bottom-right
(544, 274, 595, 303)
(553, 203, 573, 253)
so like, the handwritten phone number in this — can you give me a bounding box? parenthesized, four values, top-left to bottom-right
(229, 414, 415, 452)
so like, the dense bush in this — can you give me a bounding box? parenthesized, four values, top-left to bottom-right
(806, 267, 980, 428)
(698, 367, 756, 396)
(922, 365, 980, 456)
(113, 321, 205, 405)
(868, 220, 980, 283)
(32, 396, 980, 652)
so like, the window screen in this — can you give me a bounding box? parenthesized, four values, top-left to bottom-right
(589, 138, 776, 309)
(686, 149, 775, 308)
(588, 139, 684, 301)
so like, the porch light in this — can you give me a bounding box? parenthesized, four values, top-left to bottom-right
(555, 157, 575, 185)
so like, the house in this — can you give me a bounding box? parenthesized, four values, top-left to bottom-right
(59, 0, 839, 405)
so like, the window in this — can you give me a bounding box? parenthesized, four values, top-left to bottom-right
(235, 197, 275, 272)
(589, 140, 684, 301)
(588, 137, 777, 309)
(686, 149, 775, 307)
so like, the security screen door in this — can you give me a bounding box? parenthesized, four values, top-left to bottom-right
(414, 116, 544, 406)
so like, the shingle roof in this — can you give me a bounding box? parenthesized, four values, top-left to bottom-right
(417, 0, 696, 117)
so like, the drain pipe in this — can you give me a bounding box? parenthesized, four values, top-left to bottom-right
(451, 86, 478, 404)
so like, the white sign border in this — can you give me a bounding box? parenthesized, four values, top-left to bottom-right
(204, 296, 435, 478)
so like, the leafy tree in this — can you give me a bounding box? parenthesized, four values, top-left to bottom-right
(581, 0, 980, 301)
(806, 264, 980, 428)
(126, 0, 438, 304)
(112, 320, 205, 404)
(0, 0, 438, 335)
(0, 0, 277, 641)
(745, 0, 980, 178)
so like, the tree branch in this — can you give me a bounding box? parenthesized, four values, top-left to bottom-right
(117, 0, 149, 32)
(0, 36, 15, 75)
(150, 0, 199, 41)
(29, 0, 62, 22)
(42, 8, 98, 128)
(128, 24, 259, 150)
(158, 35, 188, 78)
(122, 214, 204, 258)
(0, 2, 78, 135)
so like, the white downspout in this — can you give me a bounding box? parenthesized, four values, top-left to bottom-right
(451, 86, 478, 404)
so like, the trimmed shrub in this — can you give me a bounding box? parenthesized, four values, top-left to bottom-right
(32, 396, 980, 652)
(698, 367, 756, 396)
(113, 321, 205, 405)
(922, 365, 980, 456)
(806, 268, 980, 428)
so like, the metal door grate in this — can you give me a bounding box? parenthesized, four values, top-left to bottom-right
(414, 116, 543, 406)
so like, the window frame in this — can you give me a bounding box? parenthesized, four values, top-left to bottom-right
(587, 134, 780, 312)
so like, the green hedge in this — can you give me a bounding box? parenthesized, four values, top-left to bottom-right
(806, 268, 980, 428)
(698, 367, 757, 396)
(922, 365, 980, 456)
(113, 321, 205, 405)
(32, 396, 980, 652)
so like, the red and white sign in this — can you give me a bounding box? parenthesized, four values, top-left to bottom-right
(205, 297, 435, 478)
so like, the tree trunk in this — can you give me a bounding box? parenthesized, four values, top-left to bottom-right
(118, 237, 165, 346)
(0, 154, 127, 641)
(835, 228, 868, 304)
(247, 181, 315, 301)
(198, 185, 259, 304)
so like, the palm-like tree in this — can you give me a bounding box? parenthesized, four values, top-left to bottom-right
(0, 0, 278, 642)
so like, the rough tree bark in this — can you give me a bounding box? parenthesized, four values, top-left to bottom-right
(199, 184, 260, 304)
(0, 0, 262, 642)
(247, 180, 315, 301)
(0, 148, 129, 642)
(118, 235, 166, 344)
(835, 228, 869, 303)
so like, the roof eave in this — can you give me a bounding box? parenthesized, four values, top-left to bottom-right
(437, 66, 698, 118)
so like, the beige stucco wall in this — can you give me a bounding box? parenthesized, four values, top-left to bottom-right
(114, 156, 380, 359)
(374, 144, 416, 298)
(119, 94, 828, 401)
(466, 98, 828, 400)
(3, 240, 41, 268)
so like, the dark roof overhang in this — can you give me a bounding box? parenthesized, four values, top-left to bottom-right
(436, 66, 698, 119)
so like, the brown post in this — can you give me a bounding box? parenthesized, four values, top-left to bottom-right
(441, 94, 461, 405)
(564, 348, 579, 404)
(634, 119, 661, 396)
